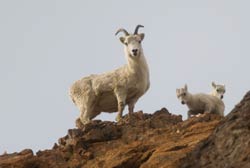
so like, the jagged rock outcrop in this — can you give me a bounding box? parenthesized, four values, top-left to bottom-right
(0, 108, 222, 168)
(179, 91, 250, 168)
(1, 91, 249, 168)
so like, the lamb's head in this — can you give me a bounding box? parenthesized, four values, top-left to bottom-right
(211, 81, 226, 99)
(115, 25, 145, 58)
(176, 84, 189, 105)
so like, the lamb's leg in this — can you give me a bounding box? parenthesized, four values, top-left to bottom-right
(204, 105, 212, 115)
(187, 110, 197, 119)
(214, 104, 224, 117)
(187, 110, 192, 119)
(115, 89, 126, 122)
(218, 108, 224, 116)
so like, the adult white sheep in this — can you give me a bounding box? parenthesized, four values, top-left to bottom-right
(176, 84, 225, 119)
(69, 25, 150, 124)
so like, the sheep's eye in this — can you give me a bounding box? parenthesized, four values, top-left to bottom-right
(216, 89, 219, 92)
(138, 41, 141, 44)
(124, 42, 128, 46)
(183, 93, 186, 96)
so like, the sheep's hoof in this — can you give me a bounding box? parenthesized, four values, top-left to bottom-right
(115, 115, 122, 122)
(80, 118, 90, 125)
(83, 120, 91, 125)
(75, 118, 84, 128)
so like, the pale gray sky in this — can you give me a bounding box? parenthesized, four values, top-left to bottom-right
(0, 0, 249, 153)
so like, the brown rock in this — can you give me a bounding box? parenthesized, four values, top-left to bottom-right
(1, 91, 250, 168)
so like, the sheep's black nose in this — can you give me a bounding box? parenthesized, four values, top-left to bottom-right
(181, 101, 185, 105)
(132, 49, 138, 54)
(221, 95, 224, 99)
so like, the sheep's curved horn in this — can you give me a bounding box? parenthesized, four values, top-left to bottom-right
(134, 25, 144, 34)
(115, 28, 129, 36)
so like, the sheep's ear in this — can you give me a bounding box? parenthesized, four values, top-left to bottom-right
(212, 81, 216, 88)
(176, 89, 179, 94)
(184, 84, 188, 91)
(119, 37, 125, 44)
(139, 33, 145, 41)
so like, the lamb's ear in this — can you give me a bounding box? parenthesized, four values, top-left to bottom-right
(184, 84, 188, 91)
(212, 81, 216, 88)
(139, 33, 145, 41)
(119, 37, 125, 44)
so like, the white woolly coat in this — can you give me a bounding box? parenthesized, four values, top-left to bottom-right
(186, 93, 225, 116)
(69, 54, 150, 115)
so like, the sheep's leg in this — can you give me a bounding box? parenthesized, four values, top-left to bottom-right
(79, 105, 90, 124)
(80, 104, 95, 124)
(89, 111, 101, 120)
(79, 92, 96, 124)
(128, 98, 138, 114)
(128, 103, 134, 114)
(116, 101, 125, 122)
(204, 105, 212, 115)
(115, 89, 126, 122)
(218, 106, 224, 116)
(188, 110, 205, 118)
(187, 110, 192, 119)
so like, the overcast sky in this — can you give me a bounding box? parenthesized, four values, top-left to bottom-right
(1, 0, 249, 153)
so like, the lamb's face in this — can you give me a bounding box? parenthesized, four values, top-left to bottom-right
(176, 85, 188, 105)
(211, 82, 226, 99)
(120, 34, 144, 57)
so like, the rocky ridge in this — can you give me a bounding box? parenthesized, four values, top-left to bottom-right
(1, 91, 250, 168)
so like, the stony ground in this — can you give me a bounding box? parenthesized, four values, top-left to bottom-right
(1, 91, 249, 168)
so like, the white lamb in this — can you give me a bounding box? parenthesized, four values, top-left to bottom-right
(176, 84, 224, 119)
(69, 25, 150, 124)
(210, 81, 226, 99)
